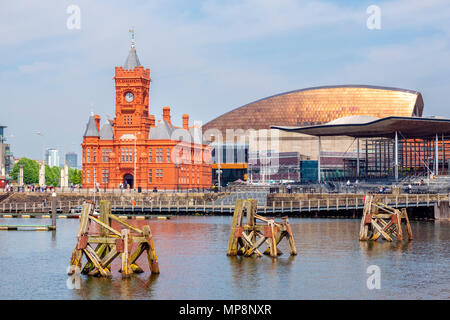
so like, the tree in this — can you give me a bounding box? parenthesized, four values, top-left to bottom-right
(10, 158, 39, 184)
(69, 168, 82, 185)
(45, 165, 60, 187)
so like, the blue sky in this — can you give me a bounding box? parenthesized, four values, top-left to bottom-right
(1, 0, 449, 162)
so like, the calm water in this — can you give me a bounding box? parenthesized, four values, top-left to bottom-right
(0, 215, 448, 300)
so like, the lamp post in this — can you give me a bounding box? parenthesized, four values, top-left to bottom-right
(216, 144, 222, 191)
(134, 132, 141, 191)
(36, 132, 45, 165)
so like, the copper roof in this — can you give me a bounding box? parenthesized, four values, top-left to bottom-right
(203, 85, 423, 135)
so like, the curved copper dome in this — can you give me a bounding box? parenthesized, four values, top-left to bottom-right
(203, 85, 423, 135)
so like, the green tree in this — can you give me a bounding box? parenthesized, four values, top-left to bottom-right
(69, 168, 82, 185)
(10, 158, 39, 184)
(45, 165, 60, 187)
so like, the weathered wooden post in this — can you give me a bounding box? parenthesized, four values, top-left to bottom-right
(227, 199, 244, 256)
(99, 200, 111, 236)
(142, 225, 160, 274)
(227, 199, 297, 258)
(120, 229, 132, 278)
(360, 194, 413, 242)
(51, 192, 57, 229)
(284, 217, 297, 255)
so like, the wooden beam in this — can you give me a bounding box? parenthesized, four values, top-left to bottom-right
(120, 229, 132, 278)
(227, 199, 244, 256)
(142, 225, 160, 274)
(83, 244, 111, 277)
(88, 215, 122, 237)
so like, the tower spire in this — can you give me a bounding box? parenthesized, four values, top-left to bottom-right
(123, 28, 141, 69)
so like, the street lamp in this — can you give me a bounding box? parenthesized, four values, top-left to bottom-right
(36, 132, 45, 165)
(216, 144, 222, 191)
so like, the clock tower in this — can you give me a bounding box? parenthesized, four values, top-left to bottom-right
(113, 37, 152, 139)
(81, 32, 212, 191)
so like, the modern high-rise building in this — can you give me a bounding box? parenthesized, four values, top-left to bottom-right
(0, 125, 13, 177)
(46, 148, 60, 167)
(65, 152, 78, 168)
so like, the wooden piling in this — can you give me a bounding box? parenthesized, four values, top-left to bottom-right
(227, 199, 297, 258)
(359, 194, 413, 242)
(227, 199, 244, 256)
(51, 193, 57, 229)
(68, 200, 160, 279)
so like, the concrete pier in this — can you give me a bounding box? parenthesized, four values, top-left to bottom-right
(434, 201, 450, 221)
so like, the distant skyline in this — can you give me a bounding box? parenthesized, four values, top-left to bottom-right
(46, 148, 60, 167)
(1, 0, 449, 160)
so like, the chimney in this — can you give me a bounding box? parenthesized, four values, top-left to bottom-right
(182, 114, 189, 130)
(149, 114, 155, 126)
(94, 114, 101, 132)
(162, 106, 171, 125)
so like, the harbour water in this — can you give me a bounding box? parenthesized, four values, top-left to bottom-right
(0, 216, 448, 300)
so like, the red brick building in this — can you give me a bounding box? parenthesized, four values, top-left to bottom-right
(81, 42, 212, 190)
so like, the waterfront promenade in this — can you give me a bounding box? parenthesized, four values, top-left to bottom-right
(0, 190, 448, 220)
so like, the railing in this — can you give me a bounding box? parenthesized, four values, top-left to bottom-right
(1, 187, 220, 194)
(1, 193, 448, 215)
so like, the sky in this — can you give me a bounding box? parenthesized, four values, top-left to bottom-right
(1, 0, 449, 163)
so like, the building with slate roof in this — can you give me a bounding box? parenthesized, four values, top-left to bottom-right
(81, 39, 212, 190)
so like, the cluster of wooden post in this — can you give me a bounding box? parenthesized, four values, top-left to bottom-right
(68, 200, 159, 278)
(227, 199, 297, 258)
(360, 194, 413, 241)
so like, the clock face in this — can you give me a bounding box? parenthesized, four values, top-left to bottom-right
(125, 92, 134, 102)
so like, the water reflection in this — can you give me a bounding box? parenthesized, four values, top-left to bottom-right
(73, 273, 159, 300)
(359, 240, 413, 258)
(50, 230, 56, 248)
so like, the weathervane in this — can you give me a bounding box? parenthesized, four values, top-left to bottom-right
(129, 27, 135, 48)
